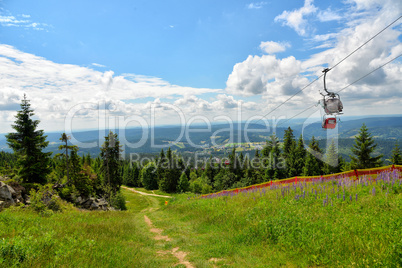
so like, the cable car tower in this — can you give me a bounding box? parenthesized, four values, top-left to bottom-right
(320, 68, 343, 129)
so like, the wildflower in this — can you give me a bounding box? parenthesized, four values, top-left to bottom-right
(355, 193, 358, 201)
(372, 186, 376, 196)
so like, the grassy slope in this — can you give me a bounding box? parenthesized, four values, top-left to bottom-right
(0, 190, 176, 267)
(1, 176, 402, 267)
(150, 177, 402, 267)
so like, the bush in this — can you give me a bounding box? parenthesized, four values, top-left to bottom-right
(29, 184, 63, 214)
(110, 191, 127, 210)
(190, 180, 203, 194)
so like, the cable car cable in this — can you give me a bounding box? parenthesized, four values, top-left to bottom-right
(256, 15, 402, 123)
(277, 53, 402, 127)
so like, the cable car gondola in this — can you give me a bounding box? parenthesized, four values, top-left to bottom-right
(320, 68, 343, 129)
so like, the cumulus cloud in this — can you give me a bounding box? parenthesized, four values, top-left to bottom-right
(275, 0, 317, 36)
(226, 53, 303, 97)
(0, 45, 264, 132)
(259, 41, 290, 54)
(226, 0, 402, 119)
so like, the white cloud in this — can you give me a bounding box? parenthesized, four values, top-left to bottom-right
(317, 8, 342, 22)
(0, 10, 49, 30)
(226, 54, 303, 97)
(0, 45, 264, 132)
(260, 41, 290, 54)
(226, 0, 402, 119)
(247, 2, 267, 10)
(92, 63, 106, 68)
(274, 0, 317, 36)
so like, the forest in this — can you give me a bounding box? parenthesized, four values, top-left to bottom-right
(1, 96, 402, 210)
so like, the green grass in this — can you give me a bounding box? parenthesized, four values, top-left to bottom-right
(1, 175, 402, 267)
(149, 175, 402, 267)
(0, 189, 175, 267)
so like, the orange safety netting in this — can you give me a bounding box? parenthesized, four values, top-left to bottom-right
(200, 165, 402, 199)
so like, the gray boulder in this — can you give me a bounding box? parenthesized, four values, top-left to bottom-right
(0, 182, 15, 208)
(79, 197, 110, 211)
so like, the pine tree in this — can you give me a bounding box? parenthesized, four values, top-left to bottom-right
(158, 147, 184, 193)
(100, 131, 122, 195)
(350, 124, 383, 169)
(302, 136, 322, 176)
(390, 142, 402, 165)
(141, 162, 158, 190)
(282, 127, 296, 159)
(262, 134, 283, 180)
(294, 135, 306, 175)
(282, 127, 297, 177)
(322, 139, 339, 174)
(177, 172, 190, 193)
(57, 133, 76, 184)
(6, 95, 51, 183)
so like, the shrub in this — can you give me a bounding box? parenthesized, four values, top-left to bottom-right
(110, 191, 127, 210)
(29, 184, 63, 213)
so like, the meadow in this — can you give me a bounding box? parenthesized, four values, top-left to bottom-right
(152, 170, 402, 267)
(1, 170, 401, 267)
(0, 190, 175, 267)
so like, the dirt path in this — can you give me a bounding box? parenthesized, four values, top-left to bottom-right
(143, 215, 194, 268)
(122, 186, 172, 198)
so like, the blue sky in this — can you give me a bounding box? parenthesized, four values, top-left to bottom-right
(0, 0, 401, 132)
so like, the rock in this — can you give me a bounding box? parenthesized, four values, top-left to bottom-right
(78, 196, 111, 211)
(0, 183, 14, 203)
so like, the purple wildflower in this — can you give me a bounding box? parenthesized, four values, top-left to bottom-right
(372, 186, 376, 196)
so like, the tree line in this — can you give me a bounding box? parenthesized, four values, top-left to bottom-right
(1, 96, 401, 200)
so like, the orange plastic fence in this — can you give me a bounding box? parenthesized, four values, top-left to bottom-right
(200, 165, 402, 199)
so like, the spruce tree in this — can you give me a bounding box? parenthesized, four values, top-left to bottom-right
(322, 139, 339, 174)
(6, 95, 51, 183)
(57, 133, 76, 184)
(141, 162, 158, 190)
(350, 124, 382, 169)
(282, 127, 297, 177)
(177, 172, 190, 193)
(100, 131, 122, 195)
(262, 134, 283, 180)
(302, 136, 322, 176)
(390, 142, 402, 165)
(294, 135, 306, 175)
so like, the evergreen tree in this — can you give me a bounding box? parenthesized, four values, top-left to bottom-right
(282, 127, 297, 177)
(6, 95, 51, 183)
(302, 136, 322, 176)
(141, 162, 158, 190)
(262, 134, 283, 180)
(322, 139, 339, 174)
(57, 133, 76, 184)
(390, 142, 402, 165)
(350, 124, 383, 169)
(251, 149, 263, 183)
(204, 156, 215, 185)
(282, 127, 296, 159)
(294, 135, 306, 175)
(177, 172, 190, 193)
(100, 131, 123, 195)
(158, 147, 184, 193)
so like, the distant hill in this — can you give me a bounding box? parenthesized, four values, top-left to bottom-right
(1, 116, 401, 162)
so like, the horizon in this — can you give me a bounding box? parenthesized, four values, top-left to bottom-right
(1, 0, 401, 134)
(1, 114, 402, 136)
